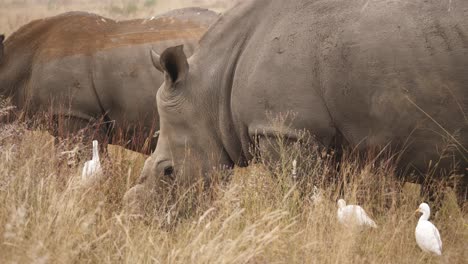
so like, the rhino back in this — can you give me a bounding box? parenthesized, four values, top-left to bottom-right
(197, 0, 467, 175)
(1, 9, 217, 152)
(2, 9, 216, 99)
(152, 7, 219, 28)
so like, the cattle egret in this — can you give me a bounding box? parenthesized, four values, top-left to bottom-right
(337, 199, 377, 228)
(81, 140, 102, 183)
(415, 203, 442, 255)
(292, 159, 297, 180)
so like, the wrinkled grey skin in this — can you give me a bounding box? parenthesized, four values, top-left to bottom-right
(0, 8, 218, 154)
(132, 0, 467, 204)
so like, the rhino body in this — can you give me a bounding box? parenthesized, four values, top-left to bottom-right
(0, 8, 218, 153)
(133, 0, 467, 201)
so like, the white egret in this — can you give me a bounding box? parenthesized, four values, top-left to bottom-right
(81, 140, 102, 183)
(292, 159, 297, 180)
(337, 199, 377, 228)
(415, 203, 442, 256)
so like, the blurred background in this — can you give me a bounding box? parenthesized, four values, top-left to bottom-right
(0, 0, 237, 35)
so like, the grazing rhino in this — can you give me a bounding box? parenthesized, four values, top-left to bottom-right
(0, 8, 218, 154)
(128, 0, 467, 205)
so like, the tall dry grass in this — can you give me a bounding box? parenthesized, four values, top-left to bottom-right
(0, 102, 466, 263)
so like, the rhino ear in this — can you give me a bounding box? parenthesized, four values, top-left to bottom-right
(150, 49, 163, 72)
(160, 45, 188, 85)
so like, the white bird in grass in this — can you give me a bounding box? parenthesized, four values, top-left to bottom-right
(81, 140, 102, 183)
(337, 199, 377, 228)
(291, 159, 297, 180)
(415, 203, 442, 256)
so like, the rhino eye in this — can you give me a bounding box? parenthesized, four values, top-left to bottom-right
(164, 166, 174, 178)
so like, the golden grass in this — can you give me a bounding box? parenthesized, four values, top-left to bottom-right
(0, 117, 466, 263)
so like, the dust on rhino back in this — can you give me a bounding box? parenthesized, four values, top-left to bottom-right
(0, 8, 218, 153)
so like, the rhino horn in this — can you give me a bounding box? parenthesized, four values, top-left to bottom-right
(150, 49, 163, 72)
(0, 34, 4, 43)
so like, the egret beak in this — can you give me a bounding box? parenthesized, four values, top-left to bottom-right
(414, 209, 420, 215)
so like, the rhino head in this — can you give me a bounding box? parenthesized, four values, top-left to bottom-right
(126, 45, 233, 209)
(155, 45, 232, 180)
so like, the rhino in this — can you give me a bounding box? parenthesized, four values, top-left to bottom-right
(0, 8, 218, 154)
(129, 0, 467, 205)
